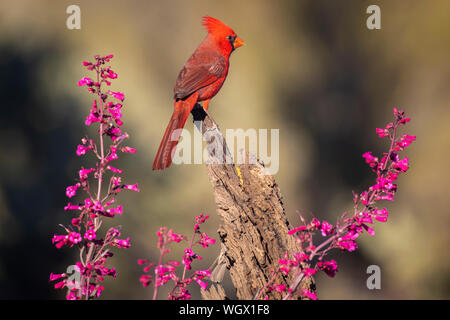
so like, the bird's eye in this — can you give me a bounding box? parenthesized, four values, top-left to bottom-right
(226, 35, 237, 50)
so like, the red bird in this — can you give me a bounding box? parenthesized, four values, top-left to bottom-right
(152, 16, 244, 170)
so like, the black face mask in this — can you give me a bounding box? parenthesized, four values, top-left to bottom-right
(227, 35, 237, 51)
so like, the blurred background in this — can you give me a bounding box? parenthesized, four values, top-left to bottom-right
(0, 0, 449, 299)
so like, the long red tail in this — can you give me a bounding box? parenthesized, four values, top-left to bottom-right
(152, 93, 198, 170)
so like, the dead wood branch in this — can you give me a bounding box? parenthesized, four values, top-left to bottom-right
(192, 105, 314, 300)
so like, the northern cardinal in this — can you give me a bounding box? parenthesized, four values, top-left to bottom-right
(152, 16, 244, 170)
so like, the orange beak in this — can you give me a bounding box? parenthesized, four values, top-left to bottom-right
(233, 37, 245, 49)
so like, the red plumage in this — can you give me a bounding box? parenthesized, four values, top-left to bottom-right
(152, 17, 244, 170)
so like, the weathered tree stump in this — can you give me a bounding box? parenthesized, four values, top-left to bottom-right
(191, 105, 314, 300)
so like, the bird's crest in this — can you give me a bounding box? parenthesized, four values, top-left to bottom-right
(202, 16, 235, 36)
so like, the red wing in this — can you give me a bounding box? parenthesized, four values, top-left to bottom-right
(174, 50, 227, 100)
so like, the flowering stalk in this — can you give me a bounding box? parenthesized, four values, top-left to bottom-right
(139, 214, 215, 300)
(256, 108, 415, 300)
(50, 55, 138, 300)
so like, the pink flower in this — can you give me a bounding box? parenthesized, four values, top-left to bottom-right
(362, 224, 375, 236)
(79, 168, 95, 181)
(92, 201, 104, 212)
(198, 233, 216, 248)
(194, 278, 208, 290)
(274, 284, 286, 293)
(106, 127, 122, 141)
(85, 109, 101, 126)
(182, 248, 195, 270)
(195, 269, 211, 278)
(294, 253, 309, 263)
(49, 273, 66, 281)
(78, 77, 94, 86)
(320, 221, 335, 236)
(310, 218, 321, 229)
(64, 203, 81, 211)
(108, 228, 121, 238)
(108, 106, 123, 126)
(373, 208, 389, 222)
(123, 184, 140, 192)
(107, 70, 118, 79)
(66, 184, 80, 198)
(114, 237, 131, 248)
(112, 176, 122, 187)
(300, 289, 317, 300)
(393, 157, 409, 172)
(396, 134, 416, 149)
(106, 166, 122, 175)
(399, 117, 410, 125)
(337, 240, 358, 252)
(376, 128, 388, 138)
(288, 225, 307, 235)
(68, 232, 82, 244)
(139, 275, 152, 288)
(121, 146, 137, 153)
(108, 91, 125, 101)
(169, 231, 185, 243)
(194, 214, 210, 230)
(76, 144, 92, 156)
(303, 268, 317, 277)
(318, 260, 338, 277)
(84, 229, 96, 240)
(106, 205, 123, 216)
(362, 152, 378, 168)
